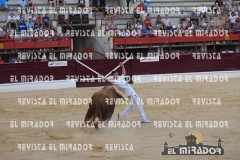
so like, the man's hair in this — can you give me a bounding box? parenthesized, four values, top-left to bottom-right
(111, 70, 117, 75)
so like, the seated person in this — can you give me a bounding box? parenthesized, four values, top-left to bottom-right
(162, 14, 171, 30)
(4, 0, 9, 12)
(26, 18, 34, 30)
(133, 1, 146, 13)
(140, 26, 148, 37)
(144, 16, 152, 29)
(56, 0, 66, 7)
(179, 9, 187, 24)
(144, 0, 152, 13)
(155, 15, 162, 27)
(198, 4, 210, 20)
(133, 10, 142, 25)
(190, 9, 199, 26)
(135, 21, 142, 32)
(29, 14, 36, 23)
(16, 13, 25, 28)
(48, 0, 56, 7)
(42, 14, 50, 27)
(19, 0, 26, 7)
(36, 14, 43, 27)
(7, 12, 18, 30)
(78, 0, 85, 7)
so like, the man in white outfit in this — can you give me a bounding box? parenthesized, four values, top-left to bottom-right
(100, 62, 150, 123)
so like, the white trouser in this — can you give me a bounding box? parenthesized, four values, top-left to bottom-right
(119, 92, 147, 121)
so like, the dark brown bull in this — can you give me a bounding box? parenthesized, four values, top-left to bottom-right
(84, 86, 124, 129)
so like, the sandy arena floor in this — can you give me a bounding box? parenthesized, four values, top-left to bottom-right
(0, 79, 240, 160)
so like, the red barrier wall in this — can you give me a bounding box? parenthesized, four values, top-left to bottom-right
(0, 54, 240, 87)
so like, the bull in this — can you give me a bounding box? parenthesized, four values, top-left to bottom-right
(84, 86, 124, 129)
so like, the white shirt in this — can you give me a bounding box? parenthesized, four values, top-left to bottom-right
(113, 75, 135, 96)
(29, 16, 36, 21)
(8, 16, 16, 22)
(179, 12, 186, 18)
(198, 6, 207, 13)
(230, 15, 237, 23)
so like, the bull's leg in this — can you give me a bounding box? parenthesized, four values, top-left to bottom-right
(94, 105, 102, 129)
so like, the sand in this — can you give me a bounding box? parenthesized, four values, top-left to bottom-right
(0, 79, 240, 160)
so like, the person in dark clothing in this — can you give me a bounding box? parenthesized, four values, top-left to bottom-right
(99, 0, 105, 12)
(92, 0, 98, 11)
(126, 0, 130, 12)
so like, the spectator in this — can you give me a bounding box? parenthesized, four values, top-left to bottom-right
(213, 3, 222, 19)
(178, 21, 184, 29)
(237, 14, 240, 23)
(134, 1, 146, 13)
(149, 27, 156, 36)
(210, 18, 215, 27)
(197, 25, 204, 31)
(108, 1, 114, 15)
(126, 0, 130, 12)
(4, 0, 9, 12)
(15, 57, 22, 63)
(116, 3, 123, 17)
(155, 15, 162, 27)
(92, 0, 98, 11)
(36, 14, 43, 27)
(224, 23, 231, 31)
(144, 0, 152, 13)
(162, 14, 171, 30)
(178, 27, 185, 36)
(225, 0, 232, 11)
(1, 25, 8, 36)
(42, 14, 50, 27)
(232, 22, 239, 33)
(107, 18, 117, 31)
(229, 12, 237, 28)
(135, 21, 142, 32)
(140, 26, 147, 38)
(185, 21, 194, 30)
(26, 18, 34, 30)
(16, 13, 25, 30)
(229, 1, 238, 16)
(126, 21, 131, 30)
(179, 9, 187, 24)
(48, 0, 56, 7)
(133, 10, 141, 25)
(156, 25, 164, 35)
(0, 56, 4, 64)
(122, 27, 130, 37)
(0, 26, 2, 38)
(0, 0, 5, 13)
(190, 9, 199, 26)
(78, 0, 85, 7)
(33, 23, 39, 33)
(29, 14, 36, 23)
(199, 4, 210, 20)
(56, 0, 66, 8)
(19, 0, 26, 7)
(203, 19, 210, 30)
(144, 16, 152, 29)
(27, 0, 35, 13)
(131, 28, 137, 37)
(99, 0, 105, 11)
(216, 0, 224, 12)
(7, 12, 18, 30)
(238, 3, 240, 16)
(223, 12, 230, 26)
